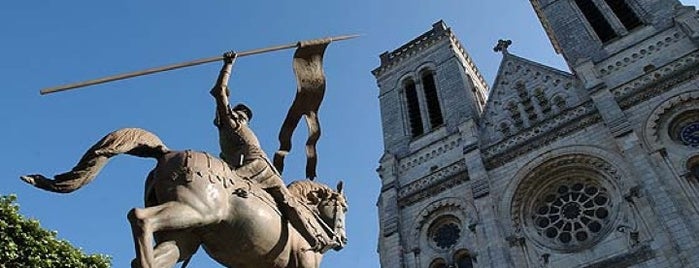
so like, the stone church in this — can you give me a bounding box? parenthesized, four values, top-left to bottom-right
(373, 0, 699, 267)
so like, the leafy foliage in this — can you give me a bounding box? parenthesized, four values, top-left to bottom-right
(0, 195, 111, 268)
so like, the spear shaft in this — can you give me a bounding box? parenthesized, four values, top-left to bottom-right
(40, 34, 358, 95)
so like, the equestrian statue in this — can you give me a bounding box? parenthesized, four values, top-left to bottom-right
(20, 46, 349, 268)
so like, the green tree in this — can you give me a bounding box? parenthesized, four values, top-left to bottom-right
(0, 195, 110, 268)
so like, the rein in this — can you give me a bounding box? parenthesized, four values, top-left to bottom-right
(318, 195, 345, 248)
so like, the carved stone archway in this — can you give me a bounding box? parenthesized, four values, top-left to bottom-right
(501, 146, 632, 253)
(643, 90, 699, 151)
(410, 197, 478, 252)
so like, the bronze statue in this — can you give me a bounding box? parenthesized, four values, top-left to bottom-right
(21, 127, 347, 268)
(22, 36, 355, 268)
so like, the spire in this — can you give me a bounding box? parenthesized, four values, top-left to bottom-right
(493, 39, 512, 54)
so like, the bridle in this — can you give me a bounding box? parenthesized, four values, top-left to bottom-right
(313, 192, 347, 251)
(328, 194, 345, 239)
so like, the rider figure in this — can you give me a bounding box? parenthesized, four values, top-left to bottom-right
(210, 52, 330, 251)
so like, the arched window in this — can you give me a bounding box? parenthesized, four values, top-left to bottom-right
(575, 0, 618, 42)
(604, 0, 642, 31)
(553, 96, 567, 110)
(507, 102, 523, 128)
(574, 0, 644, 43)
(421, 71, 444, 128)
(454, 250, 474, 268)
(534, 88, 551, 115)
(499, 122, 512, 136)
(691, 163, 699, 180)
(404, 79, 424, 137)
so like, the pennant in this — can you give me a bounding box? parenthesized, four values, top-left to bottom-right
(274, 38, 331, 180)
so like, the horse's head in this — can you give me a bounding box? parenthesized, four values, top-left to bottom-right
(317, 181, 348, 250)
(288, 180, 349, 251)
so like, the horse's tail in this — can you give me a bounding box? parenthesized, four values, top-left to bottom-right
(20, 128, 169, 193)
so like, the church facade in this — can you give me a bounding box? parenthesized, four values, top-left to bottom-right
(373, 0, 699, 267)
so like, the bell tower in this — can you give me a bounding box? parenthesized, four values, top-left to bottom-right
(532, 0, 689, 65)
(372, 21, 488, 158)
(372, 21, 488, 268)
(532, 0, 699, 89)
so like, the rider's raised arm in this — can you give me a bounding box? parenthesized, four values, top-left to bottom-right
(211, 52, 238, 128)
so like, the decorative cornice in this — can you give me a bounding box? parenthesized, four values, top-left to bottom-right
(372, 22, 450, 77)
(616, 51, 699, 109)
(398, 160, 468, 208)
(483, 101, 601, 169)
(399, 159, 466, 198)
(399, 135, 463, 174)
(462, 142, 478, 154)
(598, 30, 684, 78)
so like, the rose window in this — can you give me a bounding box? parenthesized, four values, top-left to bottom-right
(680, 122, 699, 146)
(530, 181, 612, 249)
(432, 223, 460, 249)
(669, 111, 699, 147)
(427, 216, 461, 250)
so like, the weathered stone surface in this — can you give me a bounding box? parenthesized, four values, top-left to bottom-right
(375, 2, 699, 267)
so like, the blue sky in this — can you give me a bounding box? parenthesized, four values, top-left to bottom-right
(2, 1, 697, 267)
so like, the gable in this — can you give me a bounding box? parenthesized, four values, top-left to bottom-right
(480, 53, 583, 146)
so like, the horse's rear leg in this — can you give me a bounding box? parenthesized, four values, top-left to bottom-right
(127, 201, 220, 268)
(130, 231, 200, 268)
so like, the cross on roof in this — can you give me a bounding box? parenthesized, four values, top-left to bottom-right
(494, 39, 512, 53)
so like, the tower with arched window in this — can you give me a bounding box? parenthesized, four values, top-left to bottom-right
(373, 21, 488, 268)
(375, 1, 699, 267)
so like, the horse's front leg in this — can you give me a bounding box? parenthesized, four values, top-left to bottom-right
(127, 201, 221, 268)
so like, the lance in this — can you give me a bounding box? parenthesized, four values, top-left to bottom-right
(40, 34, 359, 95)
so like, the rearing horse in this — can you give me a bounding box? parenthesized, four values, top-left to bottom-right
(21, 128, 348, 268)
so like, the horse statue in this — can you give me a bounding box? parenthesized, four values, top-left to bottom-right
(20, 128, 348, 268)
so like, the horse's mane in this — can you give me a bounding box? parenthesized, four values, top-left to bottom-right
(287, 180, 334, 205)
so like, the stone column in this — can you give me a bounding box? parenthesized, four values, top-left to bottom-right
(589, 88, 693, 266)
(377, 153, 405, 268)
(460, 120, 511, 267)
